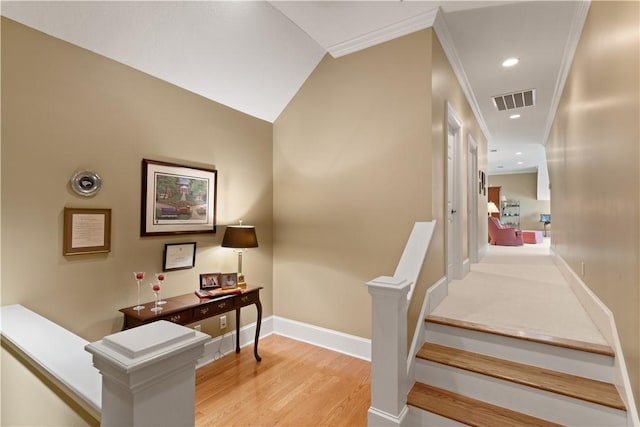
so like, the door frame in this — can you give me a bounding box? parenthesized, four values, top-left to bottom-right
(446, 102, 464, 281)
(467, 135, 479, 263)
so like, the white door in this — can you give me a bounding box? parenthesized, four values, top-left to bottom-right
(446, 102, 463, 281)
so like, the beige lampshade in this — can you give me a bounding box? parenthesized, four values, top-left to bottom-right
(488, 202, 500, 214)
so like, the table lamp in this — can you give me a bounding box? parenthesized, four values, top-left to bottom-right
(488, 202, 500, 216)
(221, 220, 258, 287)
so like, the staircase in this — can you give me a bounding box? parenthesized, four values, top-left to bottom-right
(407, 315, 628, 426)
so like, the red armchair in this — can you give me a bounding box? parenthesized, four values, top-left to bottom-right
(488, 216, 523, 246)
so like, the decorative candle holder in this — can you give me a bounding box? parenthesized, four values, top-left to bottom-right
(150, 283, 162, 313)
(155, 273, 167, 305)
(133, 272, 146, 311)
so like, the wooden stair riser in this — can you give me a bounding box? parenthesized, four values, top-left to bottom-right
(415, 360, 627, 426)
(425, 322, 615, 383)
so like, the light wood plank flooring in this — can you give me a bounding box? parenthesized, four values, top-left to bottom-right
(195, 334, 370, 426)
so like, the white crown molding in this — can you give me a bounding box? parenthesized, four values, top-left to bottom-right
(541, 0, 591, 147)
(328, 8, 439, 58)
(433, 10, 491, 143)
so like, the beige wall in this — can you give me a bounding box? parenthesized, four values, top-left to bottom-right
(1, 344, 98, 426)
(546, 1, 639, 408)
(488, 173, 551, 231)
(1, 18, 274, 424)
(273, 28, 487, 341)
(274, 31, 433, 339)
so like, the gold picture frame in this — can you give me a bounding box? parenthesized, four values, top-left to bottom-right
(63, 207, 111, 255)
(220, 273, 238, 289)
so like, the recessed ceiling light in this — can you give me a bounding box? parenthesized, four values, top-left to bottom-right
(509, 114, 521, 119)
(502, 58, 519, 67)
(516, 152, 523, 155)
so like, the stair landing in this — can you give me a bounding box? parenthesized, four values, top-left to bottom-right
(431, 240, 609, 351)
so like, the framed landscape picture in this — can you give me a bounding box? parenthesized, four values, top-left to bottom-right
(141, 159, 217, 236)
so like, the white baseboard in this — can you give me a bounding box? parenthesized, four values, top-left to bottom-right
(197, 315, 371, 365)
(196, 316, 275, 368)
(462, 258, 471, 276)
(197, 316, 371, 368)
(273, 316, 371, 361)
(425, 276, 449, 317)
(551, 251, 639, 426)
(479, 243, 490, 259)
(367, 405, 409, 427)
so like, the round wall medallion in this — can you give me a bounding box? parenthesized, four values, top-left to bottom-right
(70, 170, 102, 197)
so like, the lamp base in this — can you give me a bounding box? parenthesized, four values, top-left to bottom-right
(237, 274, 246, 288)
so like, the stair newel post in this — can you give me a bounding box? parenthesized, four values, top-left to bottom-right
(85, 321, 209, 427)
(366, 276, 411, 426)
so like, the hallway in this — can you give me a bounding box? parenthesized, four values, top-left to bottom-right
(431, 239, 608, 348)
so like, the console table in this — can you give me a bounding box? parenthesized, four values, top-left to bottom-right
(119, 285, 262, 361)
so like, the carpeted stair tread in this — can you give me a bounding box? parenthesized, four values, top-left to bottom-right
(408, 382, 562, 427)
(417, 342, 625, 411)
(426, 315, 614, 356)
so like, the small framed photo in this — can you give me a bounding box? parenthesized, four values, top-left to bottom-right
(200, 273, 221, 290)
(63, 207, 111, 255)
(220, 273, 238, 289)
(163, 242, 197, 271)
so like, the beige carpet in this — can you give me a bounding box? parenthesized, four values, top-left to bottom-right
(431, 239, 608, 345)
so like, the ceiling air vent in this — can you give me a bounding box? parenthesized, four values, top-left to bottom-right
(492, 89, 535, 111)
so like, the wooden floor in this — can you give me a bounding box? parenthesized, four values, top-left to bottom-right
(195, 334, 371, 426)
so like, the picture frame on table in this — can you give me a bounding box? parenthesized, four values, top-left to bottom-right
(200, 273, 222, 290)
(220, 273, 238, 289)
(163, 242, 197, 271)
(141, 159, 217, 236)
(63, 207, 112, 256)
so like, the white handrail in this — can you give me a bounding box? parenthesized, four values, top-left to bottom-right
(0, 304, 102, 420)
(393, 222, 436, 301)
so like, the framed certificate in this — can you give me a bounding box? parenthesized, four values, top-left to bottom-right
(163, 242, 197, 271)
(63, 208, 111, 255)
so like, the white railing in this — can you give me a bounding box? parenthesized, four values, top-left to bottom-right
(366, 221, 435, 427)
(0, 304, 102, 420)
(1, 304, 209, 427)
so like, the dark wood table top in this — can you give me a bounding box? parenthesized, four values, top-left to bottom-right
(119, 285, 262, 322)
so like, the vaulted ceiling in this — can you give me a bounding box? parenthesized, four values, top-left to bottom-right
(1, 1, 587, 178)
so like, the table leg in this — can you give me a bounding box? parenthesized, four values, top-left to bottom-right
(254, 299, 262, 362)
(235, 308, 241, 354)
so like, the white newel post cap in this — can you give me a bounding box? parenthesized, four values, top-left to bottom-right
(85, 320, 209, 427)
(366, 276, 411, 297)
